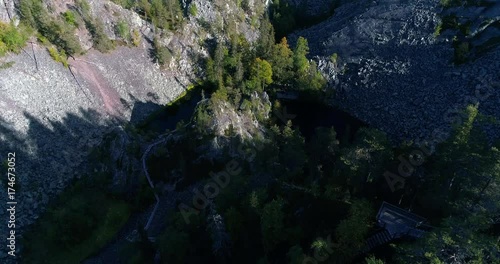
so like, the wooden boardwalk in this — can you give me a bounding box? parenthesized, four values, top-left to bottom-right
(362, 202, 432, 253)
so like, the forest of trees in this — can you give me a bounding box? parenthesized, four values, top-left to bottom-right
(205, 19, 326, 97)
(119, 13, 499, 263)
(15, 1, 500, 263)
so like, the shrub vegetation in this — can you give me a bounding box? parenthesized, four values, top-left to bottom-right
(0, 22, 29, 56)
(20, 0, 83, 56)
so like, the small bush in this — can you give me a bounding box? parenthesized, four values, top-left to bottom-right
(76, 0, 115, 53)
(0, 61, 15, 69)
(189, 3, 198, 17)
(132, 29, 141, 47)
(434, 22, 442, 37)
(330, 53, 338, 64)
(115, 20, 130, 41)
(0, 22, 29, 56)
(153, 37, 171, 65)
(20, 0, 83, 56)
(87, 18, 115, 52)
(47, 46, 69, 67)
(62, 11, 78, 27)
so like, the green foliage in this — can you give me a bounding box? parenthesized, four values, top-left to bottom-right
(396, 105, 500, 263)
(308, 127, 339, 179)
(132, 28, 141, 46)
(62, 11, 78, 27)
(193, 103, 213, 135)
(330, 52, 338, 64)
(0, 22, 29, 56)
(269, 37, 293, 84)
(270, 0, 297, 39)
(0, 61, 15, 69)
(440, 0, 462, 7)
(333, 199, 374, 259)
(398, 214, 499, 263)
(293, 36, 310, 77)
(89, 19, 115, 52)
(111, 0, 137, 9)
(422, 105, 500, 213)
(48, 46, 69, 67)
(152, 36, 172, 65)
(76, 0, 115, 53)
(22, 179, 131, 263)
(189, 3, 198, 17)
(20, 0, 83, 56)
(135, 0, 184, 30)
(365, 256, 385, 264)
(115, 20, 130, 41)
(257, 19, 275, 59)
(303, 61, 327, 91)
(248, 57, 273, 92)
(337, 128, 392, 194)
(434, 22, 442, 37)
(280, 121, 307, 177)
(261, 198, 286, 252)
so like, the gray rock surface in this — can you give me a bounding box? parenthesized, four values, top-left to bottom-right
(0, 0, 16, 23)
(285, 0, 337, 17)
(0, 40, 185, 260)
(290, 0, 500, 144)
(0, 0, 265, 261)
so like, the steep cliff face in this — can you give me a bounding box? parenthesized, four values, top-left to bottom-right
(284, 0, 337, 17)
(0, 0, 267, 256)
(290, 0, 500, 144)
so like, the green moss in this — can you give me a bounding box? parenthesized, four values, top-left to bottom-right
(152, 36, 172, 66)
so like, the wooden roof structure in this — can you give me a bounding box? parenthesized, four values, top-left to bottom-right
(376, 201, 431, 239)
(362, 202, 432, 253)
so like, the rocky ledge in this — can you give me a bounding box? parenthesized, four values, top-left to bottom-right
(290, 0, 500, 145)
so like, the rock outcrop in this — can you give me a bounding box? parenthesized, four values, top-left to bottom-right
(0, 0, 267, 260)
(290, 0, 500, 144)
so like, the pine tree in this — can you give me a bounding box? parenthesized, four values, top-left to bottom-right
(293, 36, 310, 77)
(270, 37, 294, 85)
(261, 198, 285, 252)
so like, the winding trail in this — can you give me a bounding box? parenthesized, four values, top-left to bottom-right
(84, 98, 209, 263)
(140, 98, 208, 231)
